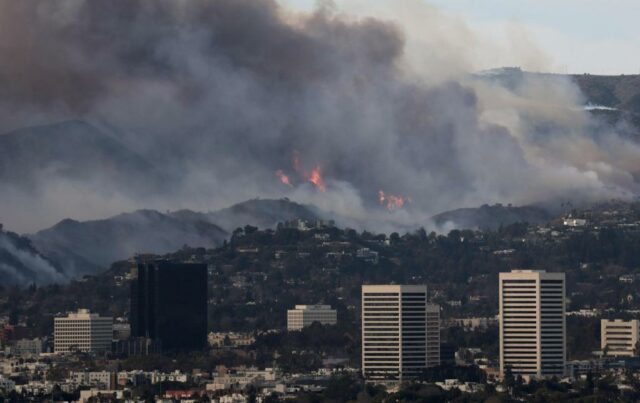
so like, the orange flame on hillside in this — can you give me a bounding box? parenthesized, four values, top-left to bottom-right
(275, 151, 326, 192)
(276, 169, 293, 186)
(308, 166, 326, 192)
(379, 190, 409, 211)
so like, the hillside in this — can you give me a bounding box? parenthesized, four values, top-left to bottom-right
(206, 198, 321, 232)
(478, 68, 640, 135)
(0, 226, 66, 285)
(27, 198, 322, 279)
(30, 210, 228, 277)
(573, 74, 640, 112)
(573, 73, 640, 134)
(431, 203, 553, 230)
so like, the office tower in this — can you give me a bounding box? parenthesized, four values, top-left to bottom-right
(362, 285, 433, 383)
(287, 305, 337, 331)
(426, 304, 441, 367)
(499, 270, 566, 379)
(54, 309, 113, 353)
(601, 319, 640, 357)
(131, 261, 207, 351)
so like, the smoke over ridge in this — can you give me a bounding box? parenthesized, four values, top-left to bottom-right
(0, 0, 639, 233)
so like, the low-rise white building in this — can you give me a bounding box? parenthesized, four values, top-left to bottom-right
(150, 371, 189, 384)
(601, 319, 640, 357)
(208, 368, 277, 391)
(563, 218, 587, 227)
(287, 305, 337, 331)
(217, 393, 249, 403)
(11, 338, 44, 357)
(69, 371, 115, 389)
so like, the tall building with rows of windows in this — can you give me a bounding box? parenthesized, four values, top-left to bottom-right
(601, 319, 640, 357)
(499, 270, 566, 379)
(287, 305, 337, 331)
(54, 309, 113, 354)
(361, 285, 439, 383)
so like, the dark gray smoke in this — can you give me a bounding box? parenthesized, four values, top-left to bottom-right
(0, 0, 639, 234)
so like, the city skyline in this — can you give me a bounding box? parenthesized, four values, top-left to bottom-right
(0, 0, 639, 400)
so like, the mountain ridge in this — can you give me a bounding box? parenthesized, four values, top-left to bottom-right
(25, 198, 321, 280)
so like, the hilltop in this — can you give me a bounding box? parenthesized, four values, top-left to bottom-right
(0, 226, 66, 285)
(479, 67, 640, 135)
(25, 198, 321, 280)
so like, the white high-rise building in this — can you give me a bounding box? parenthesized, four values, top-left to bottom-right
(601, 319, 640, 357)
(499, 270, 566, 379)
(54, 309, 113, 354)
(287, 305, 337, 331)
(362, 285, 439, 383)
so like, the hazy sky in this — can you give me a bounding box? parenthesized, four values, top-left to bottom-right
(282, 0, 640, 75)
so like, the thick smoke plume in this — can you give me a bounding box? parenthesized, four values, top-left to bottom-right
(0, 0, 639, 234)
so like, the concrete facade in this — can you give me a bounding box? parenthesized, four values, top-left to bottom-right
(361, 285, 438, 383)
(499, 270, 566, 379)
(54, 309, 113, 354)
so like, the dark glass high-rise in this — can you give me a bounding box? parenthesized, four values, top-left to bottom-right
(131, 261, 208, 351)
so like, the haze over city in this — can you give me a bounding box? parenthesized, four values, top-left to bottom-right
(1, 1, 640, 401)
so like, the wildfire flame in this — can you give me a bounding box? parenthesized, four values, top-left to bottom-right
(308, 166, 326, 192)
(379, 190, 409, 211)
(276, 169, 292, 187)
(275, 150, 326, 192)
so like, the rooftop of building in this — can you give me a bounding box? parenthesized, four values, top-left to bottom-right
(361, 284, 427, 292)
(509, 269, 546, 273)
(55, 309, 112, 320)
(292, 305, 334, 310)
